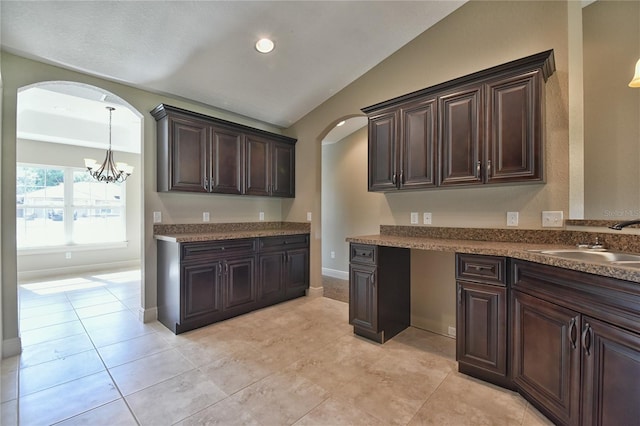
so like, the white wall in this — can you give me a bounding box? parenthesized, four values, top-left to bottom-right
(321, 127, 381, 277)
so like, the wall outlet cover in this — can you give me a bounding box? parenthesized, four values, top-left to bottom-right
(542, 211, 564, 227)
(423, 212, 432, 225)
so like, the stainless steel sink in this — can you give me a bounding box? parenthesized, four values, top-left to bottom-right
(534, 249, 640, 263)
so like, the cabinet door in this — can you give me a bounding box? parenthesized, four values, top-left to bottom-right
(258, 252, 285, 302)
(485, 71, 542, 183)
(512, 290, 581, 425)
(245, 135, 270, 196)
(457, 281, 507, 379)
(285, 247, 309, 294)
(271, 142, 295, 198)
(211, 127, 243, 195)
(223, 256, 256, 311)
(400, 99, 437, 189)
(439, 85, 483, 186)
(349, 263, 377, 333)
(182, 262, 223, 321)
(169, 116, 209, 192)
(368, 110, 398, 191)
(581, 317, 640, 426)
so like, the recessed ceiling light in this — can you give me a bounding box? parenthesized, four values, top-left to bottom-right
(255, 38, 275, 54)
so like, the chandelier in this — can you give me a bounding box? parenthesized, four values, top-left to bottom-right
(84, 106, 133, 183)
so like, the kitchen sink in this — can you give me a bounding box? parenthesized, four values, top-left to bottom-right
(533, 249, 640, 263)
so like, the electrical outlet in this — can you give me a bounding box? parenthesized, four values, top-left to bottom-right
(410, 212, 419, 224)
(542, 211, 564, 227)
(203, 212, 210, 222)
(330, 251, 336, 259)
(306, 212, 312, 221)
(507, 211, 519, 227)
(423, 212, 432, 225)
(259, 212, 265, 221)
(448, 326, 456, 338)
(153, 211, 162, 223)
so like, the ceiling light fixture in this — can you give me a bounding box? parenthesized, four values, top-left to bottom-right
(84, 106, 133, 183)
(255, 38, 275, 54)
(629, 58, 640, 88)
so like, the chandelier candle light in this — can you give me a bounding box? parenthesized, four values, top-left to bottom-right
(84, 106, 133, 183)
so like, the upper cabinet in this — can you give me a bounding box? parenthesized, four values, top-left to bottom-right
(362, 50, 555, 192)
(152, 104, 297, 198)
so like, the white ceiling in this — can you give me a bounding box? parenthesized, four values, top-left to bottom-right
(1, 0, 466, 130)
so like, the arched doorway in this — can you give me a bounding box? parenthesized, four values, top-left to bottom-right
(15, 81, 144, 329)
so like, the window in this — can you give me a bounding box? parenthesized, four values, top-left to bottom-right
(17, 164, 126, 249)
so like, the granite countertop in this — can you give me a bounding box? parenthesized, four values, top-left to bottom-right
(346, 233, 640, 284)
(154, 222, 310, 243)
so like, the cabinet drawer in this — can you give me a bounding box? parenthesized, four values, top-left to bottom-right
(350, 244, 377, 265)
(182, 238, 256, 261)
(259, 234, 309, 251)
(456, 254, 506, 286)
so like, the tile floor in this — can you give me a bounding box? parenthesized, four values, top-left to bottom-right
(1, 269, 554, 425)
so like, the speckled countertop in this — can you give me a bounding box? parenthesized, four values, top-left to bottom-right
(347, 226, 640, 284)
(154, 222, 310, 243)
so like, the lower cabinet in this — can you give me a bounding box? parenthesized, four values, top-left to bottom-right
(511, 259, 640, 426)
(455, 254, 511, 388)
(348, 243, 410, 343)
(157, 234, 309, 334)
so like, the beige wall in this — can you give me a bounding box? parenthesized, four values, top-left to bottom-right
(321, 127, 381, 275)
(583, 0, 640, 219)
(286, 0, 571, 299)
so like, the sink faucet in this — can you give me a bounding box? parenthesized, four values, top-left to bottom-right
(609, 219, 640, 230)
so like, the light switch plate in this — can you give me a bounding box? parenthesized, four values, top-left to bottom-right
(423, 212, 432, 225)
(507, 212, 519, 227)
(542, 211, 564, 227)
(410, 212, 419, 224)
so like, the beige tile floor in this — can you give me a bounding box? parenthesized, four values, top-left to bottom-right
(1, 270, 554, 426)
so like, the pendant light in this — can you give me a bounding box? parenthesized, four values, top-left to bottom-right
(629, 58, 640, 88)
(84, 107, 133, 183)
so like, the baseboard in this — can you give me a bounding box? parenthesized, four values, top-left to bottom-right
(322, 267, 349, 281)
(18, 260, 141, 282)
(2, 337, 22, 358)
(139, 306, 158, 323)
(306, 286, 324, 298)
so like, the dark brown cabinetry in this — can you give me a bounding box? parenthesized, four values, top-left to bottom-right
(157, 234, 309, 334)
(455, 254, 510, 388)
(152, 104, 296, 198)
(363, 50, 554, 192)
(245, 136, 295, 197)
(348, 243, 410, 343)
(511, 259, 640, 426)
(258, 234, 309, 304)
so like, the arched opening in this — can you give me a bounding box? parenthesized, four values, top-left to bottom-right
(319, 115, 380, 301)
(15, 81, 144, 332)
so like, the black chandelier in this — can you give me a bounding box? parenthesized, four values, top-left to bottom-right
(84, 106, 133, 183)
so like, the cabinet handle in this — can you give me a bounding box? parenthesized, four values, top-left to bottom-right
(568, 317, 577, 349)
(582, 322, 592, 356)
(476, 161, 481, 177)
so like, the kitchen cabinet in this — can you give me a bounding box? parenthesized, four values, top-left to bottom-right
(246, 137, 295, 197)
(348, 243, 410, 343)
(258, 234, 309, 304)
(455, 254, 511, 388)
(367, 98, 437, 191)
(152, 104, 296, 197)
(511, 259, 640, 426)
(156, 234, 309, 334)
(362, 50, 554, 192)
